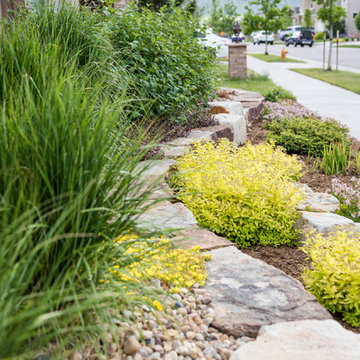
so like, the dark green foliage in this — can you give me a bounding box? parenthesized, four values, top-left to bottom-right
(110, 5, 216, 122)
(356, 12, 360, 33)
(265, 117, 350, 157)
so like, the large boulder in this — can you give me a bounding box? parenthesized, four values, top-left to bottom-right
(208, 101, 246, 145)
(230, 319, 360, 360)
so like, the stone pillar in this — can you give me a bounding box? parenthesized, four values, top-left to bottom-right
(228, 43, 247, 79)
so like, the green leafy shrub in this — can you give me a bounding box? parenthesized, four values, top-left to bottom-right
(110, 4, 216, 122)
(314, 31, 329, 40)
(265, 116, 350, 157)
(260, 87, 286, 102)
(260, 87, 296, 102)
(172, 139, 303, 247)
(302, 229, 360, 327)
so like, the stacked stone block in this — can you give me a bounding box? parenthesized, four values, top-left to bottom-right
(228, 44, 247, 79)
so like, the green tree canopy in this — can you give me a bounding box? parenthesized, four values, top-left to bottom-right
(209, 0, 239, 36)
(302, 8, 314, 28)
(355, 12, 360, 33)
(315, 0, 346, 70)
(280, 5, 293, 28)
(242, 0, 285, 54)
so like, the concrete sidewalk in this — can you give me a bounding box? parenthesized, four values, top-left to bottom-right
(247, 55, 360, 140)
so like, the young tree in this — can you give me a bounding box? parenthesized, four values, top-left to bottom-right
(280, 5, 293, 28)
(302, 8, 314, 28)
(316, 0, 346, 70)
(355, 12, 360, 33)
(209, 0, 239, 36)
(242, 0, 284, 55)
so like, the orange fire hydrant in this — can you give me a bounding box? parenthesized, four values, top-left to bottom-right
(281, 48, 288, 59)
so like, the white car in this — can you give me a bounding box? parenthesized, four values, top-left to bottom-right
(197, 29, 231, 58)
(253, 31, 275, 45)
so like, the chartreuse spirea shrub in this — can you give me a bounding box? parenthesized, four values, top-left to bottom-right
(265, 115, 350, 157)
(171, 139, 304, 247)
(302, 229, 360, 327)
(109, 235, 211, 295)
(109, 4, 215, 122)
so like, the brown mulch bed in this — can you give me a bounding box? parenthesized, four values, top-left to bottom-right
(241, 245, 310, 283)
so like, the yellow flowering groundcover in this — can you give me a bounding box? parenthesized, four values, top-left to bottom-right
(172, 139, 304, 247)
(108, 235, 211, 295)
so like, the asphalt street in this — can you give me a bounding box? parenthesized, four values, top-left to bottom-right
(247, 42, 360, 70)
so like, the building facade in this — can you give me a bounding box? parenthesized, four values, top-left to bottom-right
(301, 0, 360, 35)
(340, 0, 360, 35)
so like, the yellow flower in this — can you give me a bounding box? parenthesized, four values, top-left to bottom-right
(153, 300, 163, 311)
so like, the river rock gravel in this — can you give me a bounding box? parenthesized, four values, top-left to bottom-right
(68, 288, 253, 360)
(116, 288, 253, 360)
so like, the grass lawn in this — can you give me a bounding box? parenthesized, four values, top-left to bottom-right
(339, 45, 360, 48)
(249, 53, 305, 63)
(290, 68, 360, 95)
(215, 64, 296, 99)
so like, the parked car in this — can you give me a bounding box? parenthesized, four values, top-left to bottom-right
(253, 31, 275, 45)
(285, 28, 314, 47)
(277, 26, 303, 41)
(196, 29, 230, 58)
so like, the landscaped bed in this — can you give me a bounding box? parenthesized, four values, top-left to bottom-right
(214, 89, 360, 334)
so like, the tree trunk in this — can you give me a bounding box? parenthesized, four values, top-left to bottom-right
(265, 39, 268, 55)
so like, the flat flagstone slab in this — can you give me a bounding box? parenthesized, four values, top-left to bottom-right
(298, 211, 354, 233)
(162, 146, 187, 158)
(296, 192, 340, 213)
(172, 229, 234, 251)
(205, 247, 331, 338)
(137, 201, 198, 231)
(295, 183, 339, 213)
(163, 125, 234, 158)
(230, 319, 360, 360)
(137, 159, 176, 181)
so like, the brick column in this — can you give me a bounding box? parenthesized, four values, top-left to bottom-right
(228, 43, 247, 79)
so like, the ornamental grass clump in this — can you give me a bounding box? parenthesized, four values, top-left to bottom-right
(302, 229, 360, 327)
(110, 235, 211, 294)
(319, 141, 351, 175)
(172, 139, 303, 247)
(0, 6, 161, 358)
